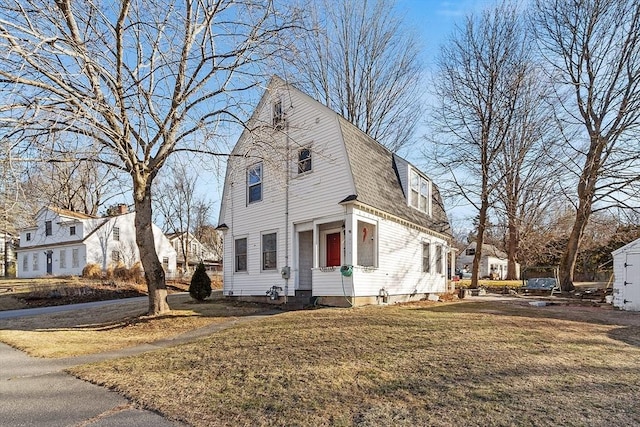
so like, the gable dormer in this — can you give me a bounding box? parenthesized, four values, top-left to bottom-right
(393, 154, 432, 217)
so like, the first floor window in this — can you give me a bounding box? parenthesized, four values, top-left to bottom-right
(60, 249, 66, 269)
(112, 250, 120, 263)
(32, 253, 39, 271)
(22, 254, 28, 271)
(356, 221, 376, 267)
(262, 233, 277, 270)
(436, 245, 443, 274)
(422, 242, 431, 273)
(72, 248, 79, 268)
(162, 257, 169, 271)
(235, 238, 247, 272)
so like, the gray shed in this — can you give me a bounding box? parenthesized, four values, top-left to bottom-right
(612, 238, 640, 311)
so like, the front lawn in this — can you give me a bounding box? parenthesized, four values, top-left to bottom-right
(0, 293, 267, 358)
(69, 300, 640, 426)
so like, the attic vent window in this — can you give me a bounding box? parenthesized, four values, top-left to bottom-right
(272, 99, 285, 129)
(466, 248, 475, 256)
(409, 170, 431, 215)
(298, 148, 312, 174)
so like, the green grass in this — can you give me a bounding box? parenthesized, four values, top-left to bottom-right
(68, 300, 640, 426)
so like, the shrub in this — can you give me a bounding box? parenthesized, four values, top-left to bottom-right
(189, 262, 212, 301)
(82, 263, 102, 279)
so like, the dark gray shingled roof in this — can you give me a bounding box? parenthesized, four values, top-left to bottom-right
(338, 116, 451, 236)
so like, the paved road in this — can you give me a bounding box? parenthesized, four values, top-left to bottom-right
(0, 299, 279, 426)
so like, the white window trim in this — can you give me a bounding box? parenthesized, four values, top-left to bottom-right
(247, 162, 263, 204)
(422, 241, 431, 274)
(234, 236, 249, 274)
(261, 231, 278, 272)
(355, 218, 378, 268)
(408, 168, 432, 216)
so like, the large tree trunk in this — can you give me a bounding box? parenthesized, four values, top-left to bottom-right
(558, 142, 600, 292)
(558, 203, 591, 292)
(506, 218, 518, 280)
(472, 197, 489, 288)
(133, 176, 170, 315)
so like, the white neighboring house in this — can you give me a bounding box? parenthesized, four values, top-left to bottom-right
(217, 76, 453, 307)
(456, 242, 520, 280)
(612, 237, 640, 311)
(166, 231, 221, 273)
(16, 206, 176, 278)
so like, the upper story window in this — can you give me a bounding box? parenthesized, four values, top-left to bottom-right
(113, 227, 120, 241)
(272, 99, 285, 129)
(70, 226, 76, 236)
(247, 162, 263, 204)
(26, 232, 31, 241)
(409, 170, 431, 215)
(298, 148, 312, 174)
(45, 221, 52, 236)
(466, 248, 475, 256)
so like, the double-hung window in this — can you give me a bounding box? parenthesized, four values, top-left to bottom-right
(235, 238, 247, 272)
(298, 148, 312, 174)
(72, 248, 79, 268)
(247, 163, 263, 204)
(70, 226, 76, 236)
(60, 249, 66, 269)
(113, 227, 120, 241)
(262, 233, 277, 271)
(422, 242, 431, 273)
(45, 221, 52, 236)
(436, 245, 443, 275)
(409, 170, 431, 215)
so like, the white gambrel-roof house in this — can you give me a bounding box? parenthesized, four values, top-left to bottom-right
(612, 238, 640, 311)
(217, 76, 453, 307)
(16, 206, 176, 278)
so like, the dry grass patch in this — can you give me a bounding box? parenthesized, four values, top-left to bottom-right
(69, 300, 640, 426)
(0, 293, 268, 358)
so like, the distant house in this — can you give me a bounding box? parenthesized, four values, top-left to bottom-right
(612, 237, 640, 311)
(166, 231, 221, 273)
(217, 76, 453, 307)
(456, 242, 520, 280)
(0, 233, 17, 277)
(16, 206, 176, 278)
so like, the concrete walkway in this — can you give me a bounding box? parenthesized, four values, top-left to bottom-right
(0, 300, 279, 426)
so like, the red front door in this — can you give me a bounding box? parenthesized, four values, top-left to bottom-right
(326, 232, 341, 267)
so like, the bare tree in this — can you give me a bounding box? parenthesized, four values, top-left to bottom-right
(0, 0, 298, 315)
(154, 160, 214, 273)
(291, 0, 422, 152)
(429, 2, 532, 287)
(492, 68, 560, 279)
(532, 0, 640, 291)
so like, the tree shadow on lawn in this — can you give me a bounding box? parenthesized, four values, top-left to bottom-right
(0, 294, 276, 334)
(413, 299, 640, 348)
